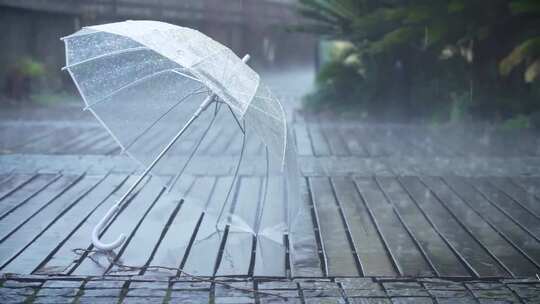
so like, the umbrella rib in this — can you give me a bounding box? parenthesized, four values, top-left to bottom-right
(255, 147, 270, 235)
(61, 27, 105, 40)
(168, 101, 221, 191)
(215, 120, 247, 226)
(60, 29, 98, 40)
(121, 86, 209, 152)
(170, 69, 205, 83)
(83, 68, 201, 110)
(62, 46, 150, 70)
(227, 104, 245, 134)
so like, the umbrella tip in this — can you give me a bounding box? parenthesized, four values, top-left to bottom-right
(242, 54, 251, 63)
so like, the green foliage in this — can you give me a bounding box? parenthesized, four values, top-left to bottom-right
(500, 37, 540, 79)
(294, 0, 540, 123)
(510, 0, 540, 15)
(30, 92, 75, 105)
(16, 57, 46, 78)
(4, 57, 47, 101)
(303, 47, 375, 111)
(501, 115, 531, 130)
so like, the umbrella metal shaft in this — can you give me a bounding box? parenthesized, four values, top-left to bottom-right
(91, 95, 214, 250)
(92, 54, 251, 251)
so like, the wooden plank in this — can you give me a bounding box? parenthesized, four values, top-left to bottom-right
(293, 110, 305, 124)
(2, 174, 118, 274)
(307, 125, 331, 156)
(34, 175, 138, 274)
(207, 122, 237, 156)
(354, 177, 433, 277)
(134, 176, 205, 274)
(389, 128, 425, 156)
(0, 174, 93, 268)
(0, 173, 37, 202)
(0, 174, 77, 241)
(331, 177, 396, 276)
(512, 177, 540, 198)
(181, 176, 234, 276)
(138, 129, 173, 157)
(84, 133, 116, 154)
(403, 127, 453, 157)
(517, 132, 540, 156)
(339, 127, 368, 157)
(1, 125, 58, 152)
(225, 130, 244, 156)
(199, 119, 227, 154)
(294, 124, 314, 156)
(106, 176, 197, 275)
(490, 177, 540, 219)
(68, 131, 111, 154)
(359, 127, 391, 157)
(376, 177, 470, 277)
(308, 177, 358, 276)
(320, 127, 349, 156)
(170, 127, 200, 156)
(406, 176, 536, 277)
(472, 178, 540, 239)
(404, 176, 510, 278)
(424, 127, 462, 157)
(72, 177, 165, 275)
(444, 177, 540, 271)
(216, 176, 261, 276)
(0, 172, 15, 185)
(290, 177, 323, 277)
(51, 128, 102, 154)
(253, 177, 286, 277)
(245, 132, 263, 156)
(19, 127, 82, 154)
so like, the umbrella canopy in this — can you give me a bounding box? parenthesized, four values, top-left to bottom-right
(62, 20, 300, 250)
(63, 20, 286, 163)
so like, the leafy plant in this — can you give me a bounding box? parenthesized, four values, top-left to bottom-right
(501, 114, 531, 130)
(4, 57, 46, 101)
(293, 0, 540, 123)
(17, 57, 46, 78)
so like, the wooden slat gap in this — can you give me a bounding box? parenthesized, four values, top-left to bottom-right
(436, 177, 520, 277)
(104, 182, 169, 274)
(0, 172, 98, 270)
(351, 178, 402, 276)
(66, 175, 151, 274)
(396, 176, 477, 279)
(306, 177, 329, 277)
(328, 177, 365, 276)
(31, 173, 130, 274)
(373, 176, 440, 277)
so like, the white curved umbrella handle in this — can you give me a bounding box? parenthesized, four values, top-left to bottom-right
(92, 202, 126, 250)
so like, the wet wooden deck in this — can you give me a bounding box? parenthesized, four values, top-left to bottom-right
(1, 170, 540, 278)
(2, 119, 540, 158)
(1, 117, 540, 279)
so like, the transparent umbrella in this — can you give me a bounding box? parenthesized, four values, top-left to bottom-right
(62, 20, 300, 251)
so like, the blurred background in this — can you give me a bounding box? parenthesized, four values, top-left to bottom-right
(1, 0, 539, 127)
(0, 0, 315, 117)
(296, 0, 540, 127)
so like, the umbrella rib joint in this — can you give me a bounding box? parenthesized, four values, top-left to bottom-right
(91, 54, 251, 251)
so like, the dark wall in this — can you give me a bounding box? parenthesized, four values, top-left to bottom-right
(1, 5, 315, 93)
(1, 7, 77, 91)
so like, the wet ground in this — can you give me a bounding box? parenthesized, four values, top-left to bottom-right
(1, 275, 539, 303)
(2, 83, 540, 302)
